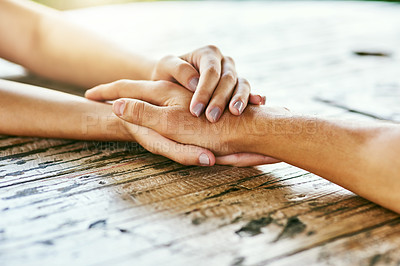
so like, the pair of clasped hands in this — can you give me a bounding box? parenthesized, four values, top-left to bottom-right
(85, 45, 281, 167)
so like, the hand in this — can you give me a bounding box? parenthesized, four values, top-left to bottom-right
(150, 45, 266, 122)
(86, 79, 281, 166)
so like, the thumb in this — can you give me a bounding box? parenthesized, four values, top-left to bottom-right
(113, 98, 163, 131)
(157, 56, 200, 92)
(134, 126, 216, 166)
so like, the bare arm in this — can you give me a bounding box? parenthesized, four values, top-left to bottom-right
(1, 79, 273, 167)
(102, 90, 400, 213)
(243, 113, 400, 214)
(0, 0, 154, 88)
(0, 79, 130, 140)
(0, 0, 264, 120)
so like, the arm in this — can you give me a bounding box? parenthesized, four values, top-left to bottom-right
(243, 113, 400, 214)
(0, 79, 217, 166)
(0, 79, 129, 141)
(0, 0, 154, 88)
(0, 79, 274, 167)
(0, 0, 264, 121)
(107, 95, 400, 213)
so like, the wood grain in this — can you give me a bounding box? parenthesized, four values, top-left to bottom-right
(1, 1, 400, 265)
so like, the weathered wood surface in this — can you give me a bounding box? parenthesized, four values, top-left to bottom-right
(1, 1, 400, 266)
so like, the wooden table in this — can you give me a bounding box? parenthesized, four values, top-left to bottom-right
(1, 1, 400, 265)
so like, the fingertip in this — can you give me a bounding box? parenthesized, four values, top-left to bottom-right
(199, 150, 215, 166)
(84, 87, 105, 101)
(113, 99, 126, 117)
(206, 106, 222, 123)
(191, 102, 205, 117)
(229, 103, 240, 116)
(261, 96, 266, 105)
(249, 94, 266, 105)
(84, 89, 95, 99)
(230, 99, 245, 116)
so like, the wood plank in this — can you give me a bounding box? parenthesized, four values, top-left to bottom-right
(1, 1, 400, 265)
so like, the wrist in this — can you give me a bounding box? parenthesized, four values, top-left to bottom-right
(233, 106, 292, 156)
(106, 114, 135, 142)
(80, 101, 135, 142)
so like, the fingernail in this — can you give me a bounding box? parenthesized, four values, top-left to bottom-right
(193, 103, 204, 117)
(199, 153, 210, 166)
(209, 107, 221, 122)
(233, 100, 244, 114)
(189, 77, 199, 92)
(113, 100, 125, 116)
(261, 96, 266, 105)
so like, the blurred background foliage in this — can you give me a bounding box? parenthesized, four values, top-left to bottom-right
(34, 0, 400, 10)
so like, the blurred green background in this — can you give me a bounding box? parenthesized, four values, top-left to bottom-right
(34, 0, 400, 10)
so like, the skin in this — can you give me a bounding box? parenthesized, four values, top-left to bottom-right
(86, 79, 279, 166)
(0, 79, 274, 166)
(0, 0, 265, 121)
(0, 79, 217, 166)
(88, 81, 400, 214)
(0, 0, 268, 166)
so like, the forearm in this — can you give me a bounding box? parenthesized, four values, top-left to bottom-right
(248, 111, 400, 213)
(0, 79, 132, 141)
(0, 0, 155, 88)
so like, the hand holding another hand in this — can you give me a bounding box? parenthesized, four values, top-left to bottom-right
(86, 80, 281, 167)
(149, 45, 266, 122)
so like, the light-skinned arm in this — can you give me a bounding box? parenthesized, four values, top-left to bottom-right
(0, 0, 265, 121)
(0, 79, 276, 166)
(92, 82, 400, 213)
(0, 79, 220, 166)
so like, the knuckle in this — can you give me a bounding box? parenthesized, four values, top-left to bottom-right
(113, 80, 130, 97)
(224, 56, 235, 64)
(155, 80, 176, 91)
(113, 79, 129, 87)
(238, 77, 250, 87)
(160, 54, 175, 63)
(205, 44, 220, 53)
(155, 80, 171, 87)
(209, 97, 227, 109)
(221, 71, 236, 83)
(153, 55, 175, 75)
(205, 65, 219, 78)
(130, 101, 145, 123)
(176, 61, 190, 74)
(196, 89, 213, 100)
(211, 94, 227, 103)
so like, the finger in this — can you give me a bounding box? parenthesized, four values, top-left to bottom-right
(157, 55, 200, 92)
(85, 80, 144, 102)
(215, 153, 281, 167)
(205, 56, 237, 123)
(249, 94, 266, 105)
(228, 78, 251, 116)
(113, 98, 164, 132)
(190, 46, 223, 117)
(85, 80, 188, 106)
(134, 126, 215, 166)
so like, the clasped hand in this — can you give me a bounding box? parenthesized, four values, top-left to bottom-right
(85, 46, 279, 166)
